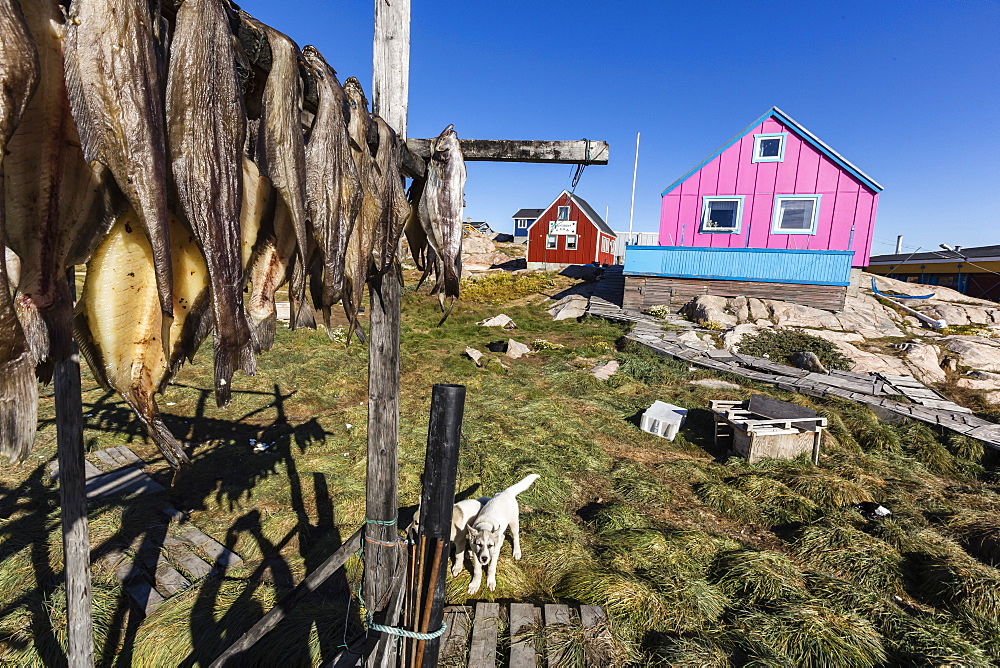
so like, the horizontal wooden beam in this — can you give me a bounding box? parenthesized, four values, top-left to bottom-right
(405, 139, 609, 165)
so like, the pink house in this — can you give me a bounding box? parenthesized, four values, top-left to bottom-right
(659, 107, 883, 267)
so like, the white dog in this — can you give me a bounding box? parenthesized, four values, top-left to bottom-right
(450, 497, 489, 577)
(466, 474, 540, 594)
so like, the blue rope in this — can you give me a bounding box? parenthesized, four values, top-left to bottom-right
(365, 515, 398, 526)
(367, 615, 447, 640)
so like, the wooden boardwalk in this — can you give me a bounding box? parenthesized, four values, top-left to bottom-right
(438, 602, 611, 668)
(51, 446, 243, 614)
(586, 296, 1000, 451)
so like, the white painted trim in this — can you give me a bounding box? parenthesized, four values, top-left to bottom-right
(700, 196, 745, 234)
(752, 132, 787, 162)
(771, 194, 822, 235)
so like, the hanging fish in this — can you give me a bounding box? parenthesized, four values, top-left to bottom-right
(245, 199, 297, 351)
(419, 124, 466, 319)
(403, 178, 428, 272)
(246, 20, 313, 330)
(301, 46, 361, 334)
(166, 0, 256, 408)
(63, 0, 174, 355)
(0, 0, 40, 462)
(371, 116, 410, 278)
(75, 209, 209, 469)
(342, 77, 382, 337)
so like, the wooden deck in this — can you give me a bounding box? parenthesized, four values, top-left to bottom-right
(437, 602, 611, 667)
(585, 296, 1000, 452)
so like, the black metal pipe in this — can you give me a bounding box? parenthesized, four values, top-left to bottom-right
(417, 384, 465, 668)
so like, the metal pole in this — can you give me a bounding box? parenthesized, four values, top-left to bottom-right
(416, 384, 464, 668)
(628, 131, 640, 235)
(55, 267, 94, 667)
(895, 235, 903, 254)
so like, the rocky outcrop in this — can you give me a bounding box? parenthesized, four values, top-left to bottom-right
(942, 336, 1000, 372)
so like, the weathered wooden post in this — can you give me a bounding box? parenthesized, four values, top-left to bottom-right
(55, 267, 94, 667)
(366, 1, 410, 666)
(413, 384, 464, 667)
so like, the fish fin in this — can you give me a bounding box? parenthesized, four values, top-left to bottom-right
(62, 24, 106, 168)
(0, 351, 38, 463)
(212, 336, 256, 408)
(291, 297, 316, 330)
(73, 308, 112, 392)
(437, 297, 458, 327)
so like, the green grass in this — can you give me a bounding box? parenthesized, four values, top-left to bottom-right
(735, 328, 853, 371)
(2, 271, 999, 665)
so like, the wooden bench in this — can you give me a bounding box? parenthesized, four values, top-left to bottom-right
(438, 601, 611, 667)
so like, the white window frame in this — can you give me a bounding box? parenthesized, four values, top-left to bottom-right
(700, 196, 745, 233)
(516, 219, 529, 229)
(771, 194, 821, 235)
(565, 234, 578, 250)
(557, 205, 570, 221)
(752, 133, 787, 163)
(546, 234, 558, 249)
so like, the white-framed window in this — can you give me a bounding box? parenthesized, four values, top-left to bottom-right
(546, 234, 557, 249)
(752, 133, 787, 163)
(700, 196, 744, 233)
(565, 235, 578, 250)
(516, 219, 529, 229)
(772, 195, 821, 234)
(557, 206, 570, 221)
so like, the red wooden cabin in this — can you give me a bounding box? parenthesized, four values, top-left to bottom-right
(526, 190, 616, 269)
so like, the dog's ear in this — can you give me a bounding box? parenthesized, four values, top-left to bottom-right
(467, 527, 478, 539)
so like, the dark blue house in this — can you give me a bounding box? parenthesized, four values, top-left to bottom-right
(512, 208, 543, 241)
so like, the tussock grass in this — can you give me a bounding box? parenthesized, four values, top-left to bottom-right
(513, 616, 637, 667)
(459, 271, 555, 305)
(945, 511, 1000, 566)
(711, 550, 807, 604)
(846, 411, 902, 453)
(728, 601, 887, 668)
(794, 522, 904, 594)
(648, 635, 731, 667)
(888, 615, 994, 667)
(695, 481, 765, 524)
(587, 502, 650, 535)
(947, 433, 986, 462)
(599, 528, 739, 577)
(899, 422, 958, 475)
(611, 461, 672, 507)
(783, 471, 874, 508)
(910, 547, 1000, 622)
(730, 475, 819, 525)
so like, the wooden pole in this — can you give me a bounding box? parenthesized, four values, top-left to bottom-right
(366, 1, 409, 666)
(416, 384, 464, 668)
(55, 267, 94, 667)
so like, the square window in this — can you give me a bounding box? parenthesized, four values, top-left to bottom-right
(752, 133, 787, 162)
(516, 219, 527, 229)
(566, 235, 578, 250)
(546, 235, 557, 249)
(557, 206, 570, 221)
(772, 195, 820, 234)
(700, 197, 744, 233)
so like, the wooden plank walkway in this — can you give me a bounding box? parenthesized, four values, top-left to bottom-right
(585, 298, 1000, 452)
(54, 446, 244, 615)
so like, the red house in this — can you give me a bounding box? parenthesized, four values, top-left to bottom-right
(526, 191, 616, 269)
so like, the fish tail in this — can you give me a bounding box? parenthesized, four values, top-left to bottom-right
(0, 351, 38, 463)
(14, 297, 49, 365)
(443, 263, 460, 299)
(212, 336, 256, 409)
(250, 311, 277, 352)
(128, 395, 190, 470)
(437, 296, 457, 326)
(39, 299, 73, 364)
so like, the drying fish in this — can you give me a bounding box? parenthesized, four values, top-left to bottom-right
(248, 20, 312, 330)
(245, 199, 297, 350)
(301, 46, 361, 333)
(342, 77, 382, 336)
(371, 116, 410, 278)
(167, 0, 255, 407)
(64, 0, 174, 353)
(0, 0, 39, 462)
(419, 124, 466, 319)
(403, 178, 428, 271)
(76, 209, 208, 469)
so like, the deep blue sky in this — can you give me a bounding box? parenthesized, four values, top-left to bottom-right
(238, 1, 999, 256)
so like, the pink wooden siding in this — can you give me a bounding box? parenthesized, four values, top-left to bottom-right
(659, 117, 879, 266)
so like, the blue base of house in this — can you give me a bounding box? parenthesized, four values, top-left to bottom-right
(623, 246, 853, 287)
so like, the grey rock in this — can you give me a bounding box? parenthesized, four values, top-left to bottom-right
(465, 347, 484, 366)
(790, 351, 828, 374)
(477, 314, 516, 328)
(505, 339, 532, 359)
(689, 378, 741, 390)
(683, 295, 738, 327)
(589, 360, 620, 380)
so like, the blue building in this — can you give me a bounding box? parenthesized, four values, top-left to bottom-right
(511, 208, 543, 242)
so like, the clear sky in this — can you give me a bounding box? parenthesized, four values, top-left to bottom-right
(236, 0, 999, 257)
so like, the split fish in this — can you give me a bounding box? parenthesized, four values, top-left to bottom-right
(342, 77, 382, 336)
(248, 20, 312, 330)
(6, 0, 119, 371)
(403, 178, 428, 272)
(0, 0, 40, 462)
(301, 46, 361, 333)
(418, 124, 466, 317)
(371, 116, 410, 278)
(166, 0, 255, 408)
(76, 208, 208, 469)
(63, 0, 174, 353)
(245, 198, 297, 351)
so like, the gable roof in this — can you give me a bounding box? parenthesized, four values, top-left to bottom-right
(512, 208, 544, 219)
(529, 190, 614, 236)
(661, 107, 884, 196)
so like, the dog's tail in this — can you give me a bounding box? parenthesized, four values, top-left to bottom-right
(506, 474, 540, 497)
